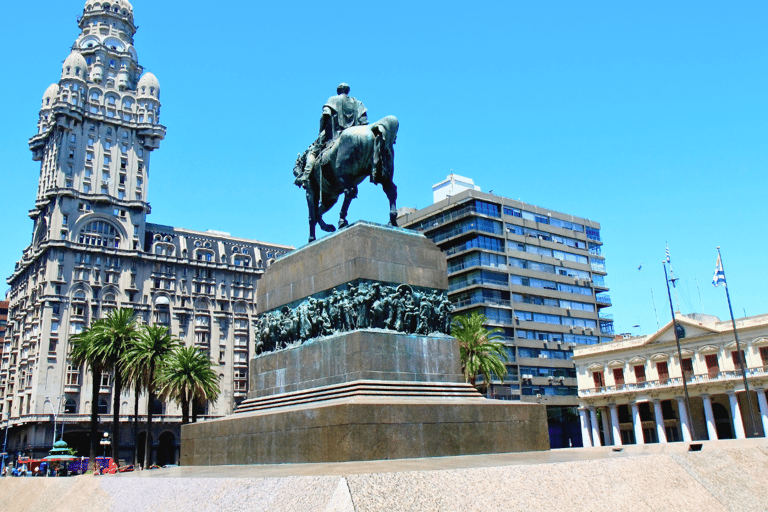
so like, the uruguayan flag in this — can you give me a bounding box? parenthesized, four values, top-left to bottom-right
(713, 254, 726, 287)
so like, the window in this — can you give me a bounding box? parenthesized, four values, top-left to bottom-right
(705, 354, 719, 378)
(592, 371, 604, 389)
(656, 361, 669, 384)
(154, 307, 170, 326)
(634, 365, 646, 383)
(100, 371, 111, 388)
(731, 350, 746, 371)
(760, 346, 768, 367)
(66, 363, 79, 386)
(64, 398, 77, 414)
(681, 358, 693, 379)
(78, 220, 120, 248)
(613, 368, 624, 386)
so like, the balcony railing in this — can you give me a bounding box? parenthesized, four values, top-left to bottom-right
(595, 293, 611, 305)
(580, 366, 768, 396)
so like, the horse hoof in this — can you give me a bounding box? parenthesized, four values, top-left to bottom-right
(338, 219, 348, 229)
(308, 236, 316, 243)
(321, 225, 336, 233)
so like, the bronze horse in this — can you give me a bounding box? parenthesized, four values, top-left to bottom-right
(293, 115, 399, 242)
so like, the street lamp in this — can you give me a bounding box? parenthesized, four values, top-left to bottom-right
(44, 396, 65, 446)
(1, 413, 9, 477)
(100, 432, 111, 457)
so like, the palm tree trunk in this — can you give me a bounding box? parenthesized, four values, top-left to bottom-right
(133, 385, 140, 467)
(89, 365, 100, 472)
(180, 390, 189, 425)
(144, 368, 154, 469)
(111, 370, 122, 464)
(191, 396, 198, 423)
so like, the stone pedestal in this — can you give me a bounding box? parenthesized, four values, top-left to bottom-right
(181, 222, 549, 465)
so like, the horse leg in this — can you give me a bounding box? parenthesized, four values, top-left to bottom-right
(382, 180, 398, 226)
(306, 189, 318, 242)
(338, 184, 358, 229)
(317, 216, 336, 233)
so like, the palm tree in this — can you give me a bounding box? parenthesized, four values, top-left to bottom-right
(159, 346, 220, 425)
(69, 323, 104, 473)
(123, 324, 177, 469)
(89, 308, 140, 463)
(451, 311, 509, 390)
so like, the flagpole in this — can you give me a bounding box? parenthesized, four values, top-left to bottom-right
(663, 261, 696, 441)
(717, 247, 759, 437)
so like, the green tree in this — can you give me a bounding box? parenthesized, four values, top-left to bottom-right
(69, 324, 103, 473)
(159, 346, 220, 425)
(451, 311, 509, 389)
(123, 324, 177, 469)
(89, 308, 140, 462)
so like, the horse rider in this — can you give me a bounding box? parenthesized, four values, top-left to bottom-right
(295, 83, 369, 188)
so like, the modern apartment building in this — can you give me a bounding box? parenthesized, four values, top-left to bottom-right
(398, 175, 612, 447)
(0, 0, 291, 465)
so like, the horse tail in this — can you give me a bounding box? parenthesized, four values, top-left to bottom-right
(372, 120, 394, 185)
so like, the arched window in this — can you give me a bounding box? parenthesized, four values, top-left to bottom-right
(78, 220, 121, 248)
(64, 398, 77, 413)
(98, 397, 109, 414)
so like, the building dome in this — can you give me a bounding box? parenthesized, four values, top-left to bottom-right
(137, 72, 160, 99)
(41, 83, 59, 108)
(62, 51, 88, 81)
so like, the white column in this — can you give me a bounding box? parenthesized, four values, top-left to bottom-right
(609, 404, 622, 446)
(579, 407, 592, 448)
(728, 391, 746, 439)
(590, 407, 602, 447)
(654, 400, 668, 443)
(676, 396, 692, 442)
(755, 389, 768, 438)
(601, 407, 612, 445)
(631, 402, 645, 445)
(702, 394, 718, 441)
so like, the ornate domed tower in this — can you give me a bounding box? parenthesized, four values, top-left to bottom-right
(28, 0, 165, 253)
(1, 1, 292, 465)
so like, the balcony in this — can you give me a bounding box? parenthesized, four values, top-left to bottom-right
(580, 366, 768, 397)
(595, 293, 611, 306)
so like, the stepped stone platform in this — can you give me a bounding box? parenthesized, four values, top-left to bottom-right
(181, 222, 549, 465)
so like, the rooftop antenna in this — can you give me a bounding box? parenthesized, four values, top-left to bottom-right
(696, 279, 704, 313)
(650, 288, 660, 330)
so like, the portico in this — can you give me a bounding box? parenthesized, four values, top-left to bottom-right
(574, 313, 768, 446)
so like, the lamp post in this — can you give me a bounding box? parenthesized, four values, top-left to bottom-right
(44, 396, 64, 446)
(1, 413, 9, 477)
(100, 432, 111, 457)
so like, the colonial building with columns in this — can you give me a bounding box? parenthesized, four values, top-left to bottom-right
(573, 313, 768, 447)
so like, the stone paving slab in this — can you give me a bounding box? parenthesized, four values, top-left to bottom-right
(2, 439, 766, 512)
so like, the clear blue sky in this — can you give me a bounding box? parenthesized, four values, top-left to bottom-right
(1, 1, 766, 336)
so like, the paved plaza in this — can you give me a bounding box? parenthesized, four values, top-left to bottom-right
(2, 438, 767, 511)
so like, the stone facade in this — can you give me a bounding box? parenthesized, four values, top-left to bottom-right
(0, 0, 291, 464)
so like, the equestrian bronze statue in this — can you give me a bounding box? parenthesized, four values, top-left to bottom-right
(294, 83, 399, 242)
